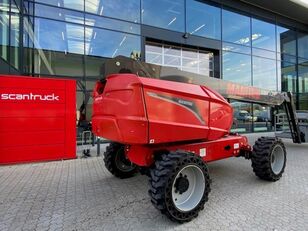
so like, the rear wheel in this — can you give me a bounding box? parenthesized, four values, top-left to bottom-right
(149, 151, 210, 223)
(251, 137, 286, 181)
(103, 142, 138, 179)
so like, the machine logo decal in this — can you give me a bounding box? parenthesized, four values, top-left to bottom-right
(0, 93, 60, 101)
(147, 92, 205, 125)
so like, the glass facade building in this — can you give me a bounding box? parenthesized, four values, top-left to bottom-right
(1, 0, 308, 133)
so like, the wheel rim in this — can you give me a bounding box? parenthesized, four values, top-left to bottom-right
(271, 145, 285, 175)
(114, 147, 135, 172)
(171, 165, 205, 212)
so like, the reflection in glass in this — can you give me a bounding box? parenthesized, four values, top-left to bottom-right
(230, 101, 253, 133)
(34, 4, 84, 25)
(298, 62, 308, 93)
(85, 27, 141, 58)
(11, 0, 20, 13)
(33, 50, 84, 77)
(252, 48, 276, 60)
(251, 18, 275, 51)
(277, 60, 281, 91)
(35, 0, 84, 11)
(0, 0, 9, 12)
(280, 54, 297, 63)
(253, 104, 272, 132)
(186, 0, 221, 39)
(85, 14, 140, 34)
(10, 14, 20, 69)
(0, 11, 9, 61)
(85, 0, 140, 23)
(222, 9, 250, 46)
(145, 42, 214, 77)
(85, 56, 107, 78)
(142, 0, 185, 32)
(298, 94, 308, 110)
(222, 42, 251, 55)
(281, 62, 296, 93)
(253, 56, 277, 90)
(34, 18, 84, 54)
(277, 25, 296, 56)
(298, 32, 308, 59)
(222, 52, 251, 86)
(24, 17, 84, 76)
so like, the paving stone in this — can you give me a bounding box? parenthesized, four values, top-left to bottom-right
(0, 134, 307, 230)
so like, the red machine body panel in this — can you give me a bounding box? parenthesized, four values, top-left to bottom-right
(92, 74, 148, 144)
(92, 74, 233, 145)
(126, 135, 250, 166)
(0, 75, 76, 164)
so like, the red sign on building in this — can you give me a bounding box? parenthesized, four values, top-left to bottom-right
(0, 75, 76, 164)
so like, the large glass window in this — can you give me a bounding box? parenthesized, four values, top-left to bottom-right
(253, 56, 277, 90)
(251, 18, 276, 51)
(33, 3, 84, 25)
(11, 0, 20, 13)
(24, 17, 84, 76)
(186, 0, 221, 40)
(85, 27, 141, 58)
(222, 9, 250, 46)
(277, 60, 281, 92)
(85, 56, 108, 78)
(33, 51, 84, 77)
(35, 0, 84, 12)
(85, 0, 140, 23)
(298, 62, 308, 93)
(146, 42, 215, 77)
(253, 104, 272, 132)
(298, 32, 308, 59)
(0, 0, 10, 12)
(222, 52, 251, 86)
(10, 14, 19, 69)
(298, 94, 308, 110)
(34, 18, 84, 54)
(277, 25, 296, 56)
(252, 47, 276, 59)
(0, 11, 9, 61)
(85, 14, 140, 34)
(281, 62, 297, 93)
(222, 42, 251, 55)
(231, 101, 253, 133)
(142, 0, 185, 32)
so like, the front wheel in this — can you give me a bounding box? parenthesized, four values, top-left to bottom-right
(251, 137, 286, 181)
(148, 151, 211, 223)
(103, 142, 138, 179)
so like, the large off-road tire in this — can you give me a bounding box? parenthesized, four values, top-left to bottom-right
(103, 142, 138, 179)
(251, 137, 286, 181)
(149, 151, 211, 223)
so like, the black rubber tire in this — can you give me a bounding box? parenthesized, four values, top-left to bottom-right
(148, 151, 211, 223)
(103, 142, 138, 179)
(251, 137, 286, 181)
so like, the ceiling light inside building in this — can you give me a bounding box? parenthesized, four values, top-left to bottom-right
(168, 17, 177, 26)
(99, 6, 104, 15)
(191, 24, 205, 34)
(290, 0, 308, 8)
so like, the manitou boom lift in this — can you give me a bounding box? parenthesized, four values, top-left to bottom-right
(92, 56, 303, 223)
(100, 56, 304, 144)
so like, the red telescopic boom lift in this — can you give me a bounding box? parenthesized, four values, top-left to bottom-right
(92, 56, 303, 222)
